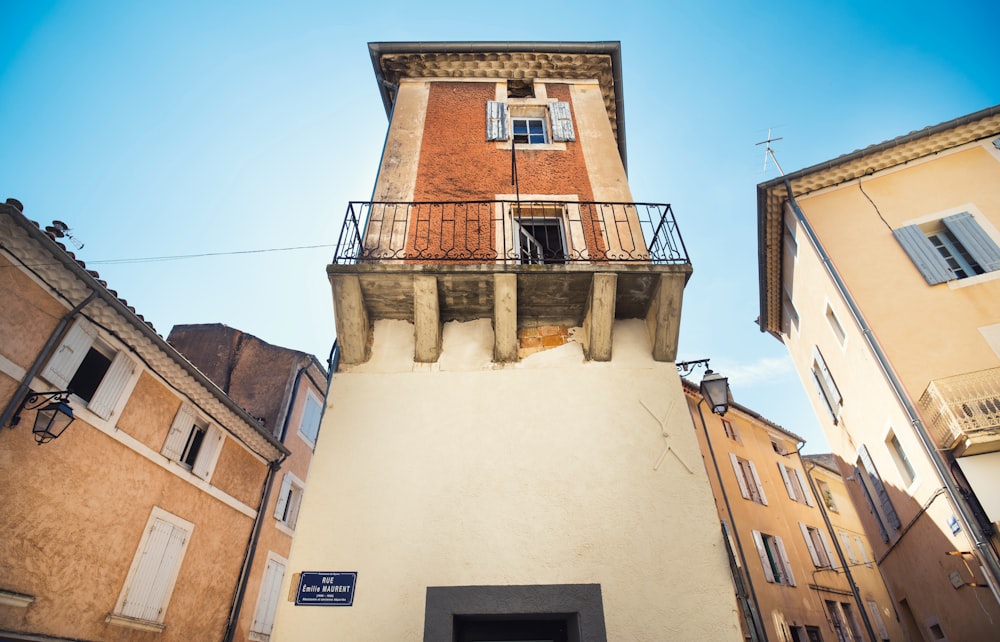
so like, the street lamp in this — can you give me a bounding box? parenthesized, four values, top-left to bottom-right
(699, 369, 732, 416)
(9, 390, 76, 444)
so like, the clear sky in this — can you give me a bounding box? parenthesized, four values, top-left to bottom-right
(2, 0, 997, 453)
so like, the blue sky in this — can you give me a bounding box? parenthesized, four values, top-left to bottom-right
(2, 0, 998, 453)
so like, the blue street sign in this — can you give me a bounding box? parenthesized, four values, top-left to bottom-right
(295, 571, 357, 606)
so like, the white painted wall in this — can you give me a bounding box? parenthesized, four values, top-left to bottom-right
(272, 319, 742, 640)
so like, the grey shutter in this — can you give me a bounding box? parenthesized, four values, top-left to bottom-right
(40, 318, 96, 388)
(778, 463, 797, 500)
(943, 212, 1000, 271)
(121, 518, 187, 621)
(730, 454, 751, 499)
(859, 446, 902, 532)
(799, 523, 822, 566)
(775, 536, 796, 586)
(251, 557, 286, 634)
(892, 225, 953, 284)
(751, 531, 775, 583)
(191, 424, 223, 480)
(855, 464, 889, 543)
(794, 468, 815, 506)
(818, 529, 838, 569)
(163, 406, 196, 461)
(549, 101, 575, 142)
(87, 351, 136, 419)
(813, 347, 842, 407)
(274, 474, 293, 520)
(748, 460, 768, 505)
(486, 101, 508, 141)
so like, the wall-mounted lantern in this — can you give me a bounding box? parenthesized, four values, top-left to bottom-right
(9, 390, 75, 444)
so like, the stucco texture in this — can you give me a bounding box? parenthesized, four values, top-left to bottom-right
(272, 320, 743, 641)
(0, 253, 65, 369)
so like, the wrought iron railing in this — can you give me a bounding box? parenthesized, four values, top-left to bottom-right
(918, 367, 1000, 450)
(331, 201, 689, 265)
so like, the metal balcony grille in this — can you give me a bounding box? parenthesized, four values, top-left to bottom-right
(331, 201, 689, 265)
(918, 367, 1000, 450)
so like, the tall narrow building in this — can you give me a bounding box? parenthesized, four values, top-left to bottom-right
(273, 41, 743, 640)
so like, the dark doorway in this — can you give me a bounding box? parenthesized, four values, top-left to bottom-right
(455, 616, 569, 642)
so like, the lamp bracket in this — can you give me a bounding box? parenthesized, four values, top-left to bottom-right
(10, 390, 73, 427)
(675, 358, 711, 378)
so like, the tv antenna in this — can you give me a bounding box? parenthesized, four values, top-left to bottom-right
(756, 128, 785, 177)
(46, 220, 85, 250)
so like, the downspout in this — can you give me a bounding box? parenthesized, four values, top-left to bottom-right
(694, 399, 768, 642)
(800, 456, 878, 642)
(782, 179, 1000, 598)
(224, 453, 286, 642)
(0, 290, 97, 429)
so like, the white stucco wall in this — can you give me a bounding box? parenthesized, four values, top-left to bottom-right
(271, 319, 742, 641)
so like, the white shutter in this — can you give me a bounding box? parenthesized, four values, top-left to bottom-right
(274, 474, 293, 520)
(855, 536, 872, 567)
(191, 424, 223, 480)
(748, 460, 768, 505)
(299, 393, 322, 445)
(40, 318, 96, 388)
(285, 488, 302, 529)
(795, 468, 815, 506)
(779, 463, 797, 500)
(775, 536, 796, 586)
(121, 519, 187, 621)
(892, 224, 953, 284)
(818, 528, 838, 569)
(730, 454, 751, 499)
(548, 101, 575, 142)
(163, 406, 196, 461)
(943, 212, 1000, 271)
(800, 523, 822, 567)
(251, 557, 286, 634)
(867, 600, 889, 641)
(751, 530, 775, 583)
(87, 351, 136, 419)
(839, 530, 857, 563)
(486, 101, 509, 141)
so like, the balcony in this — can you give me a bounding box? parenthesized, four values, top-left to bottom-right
(918, 367, 1000, 455)
(327, 200, 693, 366)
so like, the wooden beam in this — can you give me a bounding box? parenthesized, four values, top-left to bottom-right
(493, 273, 518, 362)
(413, 275, 441, 363)
(584, 272, 617, 361)
(330, 274, 370, 364)
(647, 272, 684, 362)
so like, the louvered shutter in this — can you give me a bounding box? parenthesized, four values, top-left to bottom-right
(251, 557, 286, 634)
(859, 446, 902, 532)
(779, 463, 797, 500)
(813, 347, 842, 407)
(121, 519, 187, 621)
(549, 101, 575, 142)
(818, 529, 838, 569)
(191, 424, 223, 480)
(892, 225, 953, 284)
(163, 406, 196, 461)
(855, 536, 872, 566)
(486, 101, 509, 141)
(943, 212, 1000, 271)
(40, 318, 96, 388)
(839, 531, 857, 563)
(775, 536, 796, 586)
(799, 523, 822, 566)
(274, 474, 293, 520)
(855, 464, 889, 543)
(730, 454, 751, 499)
(748, 460, 768, 505)
(87, 351, 136, 419)
(299, 394, 322, 445)
(794, 468, 815, 506)
(751, 531, 775, 582)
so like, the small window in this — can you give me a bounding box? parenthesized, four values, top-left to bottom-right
(274, 472, 305, 530)
(817, 479, 838, 512)
(752, 531, 795, 585)
(782, 287, 799, 335)
(250, 552, 287, 641)
(800, 523, 836, 568)
(856, 445, 902, 542)
(825, 304, 846, 346)
(893, 212, 1000, 284)
(867, 600, 890, 642)
(68, 345, 112, 402)
(855, 535, 872, 567)
(512, 117, 546, 144)
(810, 346, 842, 423)
(731, 454, 768, 505)
(298, 389, 323, 448)
(722, 418, 740, 442)
(886, 430, 916, 486)
(778, 462, 814, 506)
(838, 530, 858, 564)
(162, 405, 224, 480)
(514, 204, 567, 265)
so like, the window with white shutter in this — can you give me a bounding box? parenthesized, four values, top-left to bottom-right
(297, 389, 323, 448)
(109, 508, 193, 629)
(274, 472, 305, 530)
(161, 404, 224, 481)
(250, 552, 287, 641)
(810, 346, 842, 423)
(856, 445, 901, 542)
(730, 454, 767, 505)
(752, 530, 795, 585)
(893, 211, 1000, 284)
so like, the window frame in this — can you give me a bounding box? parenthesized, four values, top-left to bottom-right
(249, 550, 288, 641)
(274, 471, 306, 532)
(108, 507, 193, 630)
(799, 522, 837, 569)
(810, 346, 842, 423)
(778, 462, 815, 506)
(816, 479, 838, 512)
(885, 429, 917, 488)
(893, 210, 1000, 285)
(511, 116, 547, 144)
(730, 453, 768, 505)
(855, 445, 902, 542)
(752, 530, 795, 585)
(297, 387, 323, 448)
(161, 404, 225, 481)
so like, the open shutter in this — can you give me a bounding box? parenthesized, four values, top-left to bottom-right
(251, 557, 286, 635)
(778, 463, 797, 500)
(813, 347, 842, 407)
(855, 464, 889, 543)
(794, 468, 815, 506)
(486, 101, 508, 141)
(191, 424, 223, 480)
(40, 318, 96, 388)
(855, 536, 872, 566)
(751, 531, 775, 583)
(548, 101, 575, 142)
(87, 351, 136, 419)
(943, 212, 1000, 271)
(748, 460, 768, 505)
(892, 225, 953, 284)
(859, 446, 902, 531)
(799, 523, 822, 566)
(121, 519, 187, 621)
(775, 536, 796, 586)
(730, 454, 751, 499)
(163, 406, 196, 461)
(838, 530, 857, 563)
(818, 529, 838, 569)
(274, 474, 293, 520)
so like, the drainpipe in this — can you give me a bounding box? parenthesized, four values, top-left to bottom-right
(800, 456, 878, 642)
(782, 179, 1000, 598)
(694, 399, 768, 642)
(0, 291, 98, 430)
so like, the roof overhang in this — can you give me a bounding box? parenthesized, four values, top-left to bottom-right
(757, 104, 1000, 335)
(368, 41, 628, 172)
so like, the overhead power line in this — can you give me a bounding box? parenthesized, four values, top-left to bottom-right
(85, 243, 336, 265)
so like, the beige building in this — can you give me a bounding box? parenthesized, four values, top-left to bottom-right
(757, 105, 1000, 640)
(0, 199, 288, 640)
(166, 324, 329, 641)
(684, 380, 902, 642)
(271, 41, 744, 640)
